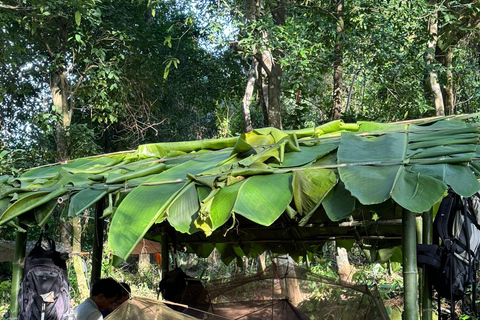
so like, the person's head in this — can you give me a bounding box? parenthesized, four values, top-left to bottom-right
(90, 278, 122, 310)
(109, 282, 131, 311)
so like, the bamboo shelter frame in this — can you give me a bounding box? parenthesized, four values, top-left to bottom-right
(3, 114, 480, 319)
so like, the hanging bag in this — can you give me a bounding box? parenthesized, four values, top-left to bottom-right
(18, 232, 73, 320)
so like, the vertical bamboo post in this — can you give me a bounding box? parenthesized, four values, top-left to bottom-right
(403, 210, 418, 320)
(416, 216, 423, 318)
(91, 197, 105, 285)
(10, 224, 28, 319)
(161, 225, 169, 277)
(422, 209, 433, 320)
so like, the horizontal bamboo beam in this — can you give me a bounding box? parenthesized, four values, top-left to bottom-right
(177, 236, 402, 245)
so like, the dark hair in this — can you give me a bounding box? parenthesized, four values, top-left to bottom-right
(91, 278, 122, 299)
(120, 282, 131, 297)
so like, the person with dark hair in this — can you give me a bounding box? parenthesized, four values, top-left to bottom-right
(101, 282, 131, 317)
(74, 278, 122, 320)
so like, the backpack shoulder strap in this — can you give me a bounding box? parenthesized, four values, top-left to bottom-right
(434, 190, 460, 245)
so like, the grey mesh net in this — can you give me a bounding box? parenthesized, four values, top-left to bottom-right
(107, 261, 389, 319)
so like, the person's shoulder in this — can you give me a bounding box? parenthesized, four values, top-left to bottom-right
(75, 309, 102, 320)
(74, 298, 102, 320)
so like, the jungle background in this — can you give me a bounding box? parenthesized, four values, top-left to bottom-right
(1, 0, 480, 318)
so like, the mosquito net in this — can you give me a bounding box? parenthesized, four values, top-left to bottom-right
(104, 296, 200, 320)
(201, 261, 389, 320)
(108, 260, 389, 320)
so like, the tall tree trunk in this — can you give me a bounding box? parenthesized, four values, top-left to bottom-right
(444, 47, 454, 115)
(331, 0, 344, 120)
(258, 50, 272, 127)
(266, 0, 285, 129)
(267, 58, 283, 129)
(50, 70, 74, 252)
(72, 216, 89, 300)
(51, 71, 72, 162)
(241, 59, 255, 132)
(426, 1, 444, 116)
(331, 1, 352, 280)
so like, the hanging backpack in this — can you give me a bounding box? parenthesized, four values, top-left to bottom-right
(417, 190, 480, 319)
(18, 232, 73, 320)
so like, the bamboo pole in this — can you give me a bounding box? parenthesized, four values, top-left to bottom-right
(416, 216, 423, 318)
(9, 223, 28, 319)
(403, 210, 418, 320)
(91, 197, 105, 285)
(422, 209, 433, 320)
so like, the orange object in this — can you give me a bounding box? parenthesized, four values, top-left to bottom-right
(154, 253, 162, 265)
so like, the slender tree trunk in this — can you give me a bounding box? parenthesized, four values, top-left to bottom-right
(72, 216, 89, 300)
(259, 51, 272, 127)
(241, 59, 255, 132)
(276, 255, 302, 306)
(50, 70, 74, 261)
(256, 252, 266, 273)
(337, 247, 354, 282)
(444, 47, 454, 115)
(331, 0, 344, 120)
(51, 71, 72, 162)
(331, 1, 352, 279)
(266, 0, 285, 129)
(426, 2, 444, 116)
(268, 59, 283, 129)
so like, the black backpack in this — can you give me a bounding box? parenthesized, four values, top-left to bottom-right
(417, 190, 480, 319)
(18, 233, 73, 320)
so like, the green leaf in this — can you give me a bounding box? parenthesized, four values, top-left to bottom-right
(33, 199, 58, 227)
(186, 243, 215, 258)
(108, 152, 230, 261)
(411, 164, 480, 198)
(0, 188, 67, 226)
(75, 11, 81, 26)
(391, 169, 446, 213)
(105, 163, 166, 184)
(135, 139, 236, 158)
(164, 35, 172, 48)
(293, 168, 337, 225)
(322, 181, 356, 221)
(234, 173, 293, 226)
(278, 141, 339, 167)
(68, 188, 111, 217)
(167, 182, 201, 234)
(210, 180, 245, 230)
(216, 243, 235, 265)
(109, 181, 183, 263)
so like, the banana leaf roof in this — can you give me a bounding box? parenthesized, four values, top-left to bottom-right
(1, 115, 480, 265)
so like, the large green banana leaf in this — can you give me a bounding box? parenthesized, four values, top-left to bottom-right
(233, 173, 293, 226)
(108, 151, 231, 262)
(338, 120, 478, 213)
(1, 115, 480, 265)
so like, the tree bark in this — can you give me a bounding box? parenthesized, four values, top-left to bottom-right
(267, 58, 283, 129)
(337, 246, 354, 282)
(444, 47, 454, 115)
(72, 216, 89, 300)
(258, 52, 270, 127)
(266, 0, 285, 129)
(426, 1, 444, 116)
(256, 252, 266, 273)
(51, 71, 72, 162)
(331, 0, 344, 120)
(276, 255, 302, 306)
(241, 59, 255, 132)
